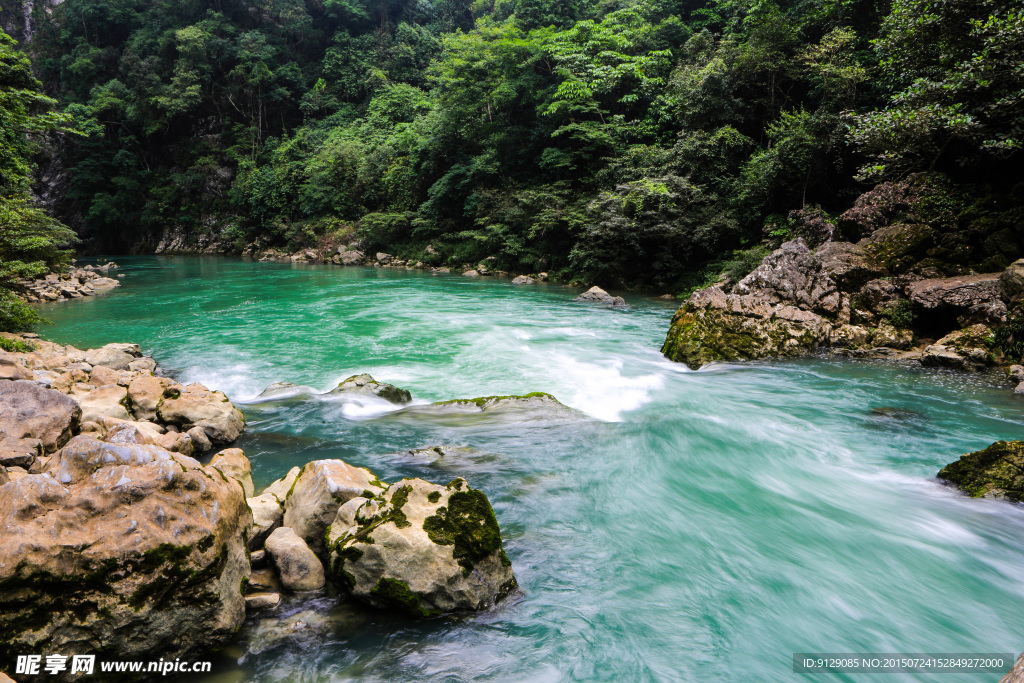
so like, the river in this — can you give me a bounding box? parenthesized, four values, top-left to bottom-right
(39, 256, 1024, 682)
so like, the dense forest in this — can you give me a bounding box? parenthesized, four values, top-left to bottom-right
(0, 0, 1021, 318)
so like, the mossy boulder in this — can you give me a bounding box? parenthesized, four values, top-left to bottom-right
(0, 434, 252, 666)
(938, 441, 1024, 501)
(326, 477, 517, 617)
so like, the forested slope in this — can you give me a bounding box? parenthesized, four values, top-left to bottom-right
(1, 0, 1022, 293)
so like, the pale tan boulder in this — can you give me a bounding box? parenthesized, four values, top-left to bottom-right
(248, 492, 285, 550)
(127, 374, 177, 421)
(0, 435, 252, 664)
(84, 344, 135, 370)
(158, 383, 245, 446)
(88, 364, 124, 386)
(210, 448, 254, 497)
(326, 477, 516, 616)
(262, 466, 300, 499)
(74, 384, 131, 423)
(264, 527, 325, 592)
(282, 460, 383, 557)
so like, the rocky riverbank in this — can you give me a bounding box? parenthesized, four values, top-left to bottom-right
(16, 263, 121, 304)
(0, 347, 520, 680)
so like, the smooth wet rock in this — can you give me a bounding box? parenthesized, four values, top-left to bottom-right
(328, 374, 411, 404)
(210, 448, 255, 497)
(158, 383, 245, 446)
(0, 380, 81, 453)
(576, 286, 626, 306)
(326, 477, 517, 617)
(938, 440, 1024, 502)
(283, 460, 384, 557)
(245, 593, 281, 611)
(0, 435, 252, 665)
(265, 527, 325, 592)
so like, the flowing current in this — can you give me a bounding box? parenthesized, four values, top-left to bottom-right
(40, 257, 1024, 682)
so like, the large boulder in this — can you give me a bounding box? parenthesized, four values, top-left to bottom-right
(328, 374, 411, 404)
(0, 381, 81, 453)
(326, 477, 517, 617)
(264, 527, 325, 592)
(282, 460, 384, 558)
(938, 441, 1024, 501)
(920, 324, 993, 370)
(999, 259, 1024, 303)
(158, 383, 245, 446)
(248, 492, 285, 550)
(0, 350, 32, 381)
(0, 434, 252, 665)
(83, 344, 137, 371)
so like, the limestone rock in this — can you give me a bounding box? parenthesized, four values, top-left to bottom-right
(462, 269, 480, 277)
(921, 325, 993, 370)
(907, 274, 1005, 323)
(0, 351, 32, 381)
(814, 241, 885, 290)
(328, 374, 411, 404)
(0, 435, 252, 665)
(210, 448, 254, 498)
(575, 286, 626, 306)
(74, 384, 131, 423)
(871, 321, 914, 350)
(326, 477, 516, 617)
(511, 275, 536, 285)
(84, 344, 135, 371)
(265, 527, 326, 592)
(262, 466, 300, 500)
(338, 250, 365, 266)
(282, 460, 384, 557)
(158, 383, 245, 446)
(0, 380, 81, 453)
(422, 393, 580, 419)
(0, 437, 41, 469)
(1008, 365, 1024, 385)
(999, 259, 1024, 303)
(938, 441, 1024, 502)
(248, 492, 285, 550)
(125, 374, 173, 422)
(829, 324, 870, 348)
(245, 593, 281, 611)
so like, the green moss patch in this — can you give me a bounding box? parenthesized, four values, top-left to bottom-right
(938, 441, 1024, 501)
(423, 488, 505, 576)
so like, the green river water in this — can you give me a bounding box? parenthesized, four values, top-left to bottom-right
(38, 256, 1024, 682)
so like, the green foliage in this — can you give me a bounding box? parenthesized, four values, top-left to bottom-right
(880, 299, 916, 329)
(989, 316, 1024, 362)
(0, 336, 36, 353)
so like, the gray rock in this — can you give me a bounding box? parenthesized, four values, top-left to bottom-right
(871, 321, 914, 350)
(210, 448, 254, 498)
(248, 492, 285, 550)
(245, 593, 281, 611)
(511, 275, 536, 285)
(576, 286, 626, 306)
(328, 373, 411, 404)
(265, 527, 325, 592)
(84, 345, 135, 370)
(0, 380, 82, 453)
(907, 274, 1004, 322)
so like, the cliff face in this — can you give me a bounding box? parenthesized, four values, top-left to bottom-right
(1, 0, 63, 44)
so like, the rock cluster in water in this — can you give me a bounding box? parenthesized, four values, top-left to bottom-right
(1, 354, 520, 673)
(662, 235, 1017, 374)
(17, 263, 121, 304)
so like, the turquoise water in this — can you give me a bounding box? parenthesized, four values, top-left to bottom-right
(40, 256, 1024, 682)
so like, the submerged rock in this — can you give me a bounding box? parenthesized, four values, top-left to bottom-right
(575, 286, 626, 306)
(326, 477, 517, 617)
(390, 392, 584, 423)
(0, 435, 252, 665)
(328, 373, 411, 404)
(938, 441, 1024, 502)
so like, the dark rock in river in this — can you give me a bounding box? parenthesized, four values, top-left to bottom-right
(576, 286, 626, 306)
(328, 373, 412, 404)
(938, 441, 1024, 502)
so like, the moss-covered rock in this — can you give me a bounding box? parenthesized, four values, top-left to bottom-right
(328, 373, 411, 404)
(938, 441, 1024, 501)
(326, 477, 517, 617)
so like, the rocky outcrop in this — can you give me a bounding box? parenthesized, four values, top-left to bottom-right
(0, 432, 253, 666)
(575, 286, 626, 306)
(394, 392, 584, 423)
(662, 236, 1016, 372)
(326, 477, 517, 617)
(17, 264, 121, 305)
(0, 335, 246, 454)
(938, 441, 1024, 501)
